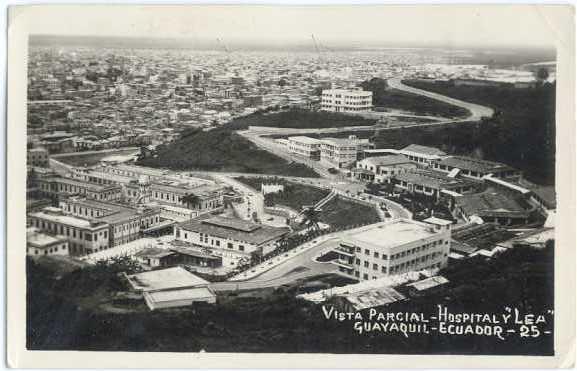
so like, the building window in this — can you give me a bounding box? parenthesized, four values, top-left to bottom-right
(364, 249, 370, 255)
(381, 266, 387, 273)
(374, 252, 379, 258)
(239, 245, 245, 251)
(227, 242, 233, 249)
(363, 261, 369, 268)
(363, 274, 368, 280)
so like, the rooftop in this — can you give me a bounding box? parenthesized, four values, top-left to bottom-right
(395, 169, 477, 190)
(363, 155, 412, 167)
(29, 208, 108, 230)
(455, 189, 530, 218)
(322, 89, 372, 96)
(125, 266, 208, 292)
(342, 219, 438, 251)
(407, 275, 449, 291)
(62, 198, 159, 224)
(180, 216, 290, 246)
(439, 156, 513, 174)
(400, 144, 446, 156)
(26, 227, 67, 248)
(44, 176, 121, 192)
(144, 287, 215, 307)
(321, 137, 370, 147)
(288, 136, 322, 145)
(134, 247, 175, 259)
(342, 286, 406, 311)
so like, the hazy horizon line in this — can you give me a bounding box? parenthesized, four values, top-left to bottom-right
(29, 34, 557, 54)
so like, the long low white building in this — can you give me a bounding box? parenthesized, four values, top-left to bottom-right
(174, 216, 290, 263)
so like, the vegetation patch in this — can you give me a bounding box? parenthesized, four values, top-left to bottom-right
(225, 108, 377, 130)
(137, 128, 320, 178)
(318, 196, 381, 229)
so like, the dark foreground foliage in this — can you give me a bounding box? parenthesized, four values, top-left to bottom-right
(28, 245, 553, 354)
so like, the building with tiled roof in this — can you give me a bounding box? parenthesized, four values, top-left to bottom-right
(354, 155, 417, 183)
(175, 216, 290, 262)
(392, 169, 479, 199)
(433, 156, 520, 179)
(454, 188, 534, 226)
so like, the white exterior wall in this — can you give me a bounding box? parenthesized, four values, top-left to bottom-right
(28, 216, 109, 255)
(27, 241, 69, 256)
(288, 138, 321, 158)
(321, 143, 358, 168)
(174, 227, 255, 260)
(321, 89, 373, 112)
(336, 226, 451, 281)
(375, 164, 418, 183)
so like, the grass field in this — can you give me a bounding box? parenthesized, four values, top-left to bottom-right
(318, 196, 381, 229)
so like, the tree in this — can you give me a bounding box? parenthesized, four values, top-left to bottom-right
(300, 205, 322, 231)
(360, 77, 388, 105)
(365, 182, 381, 195)
(535, 67, 550, 83)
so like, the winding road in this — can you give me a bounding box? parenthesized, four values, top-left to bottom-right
(387, 78, 494, 122)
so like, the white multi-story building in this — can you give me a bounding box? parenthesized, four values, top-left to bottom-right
(28, 207, 110, 256)
(331, 218, 452, 281)
(26, 227, 69, 257)
(320, 136, 374, 168)
(321, 89, 373, 113)
(287, 136, 322, 160)
(354, 155, 418, 183)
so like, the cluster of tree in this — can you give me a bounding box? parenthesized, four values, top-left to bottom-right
(137, 128, 320, 178)
(27, 244, 553, 354)
(359, 78, 470, 118)
(225, 108, 376, 131)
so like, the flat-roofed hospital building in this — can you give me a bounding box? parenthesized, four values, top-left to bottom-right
(331, 218, 452, 281)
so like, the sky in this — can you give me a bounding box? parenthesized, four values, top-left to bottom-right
(15, 4, 566, 49)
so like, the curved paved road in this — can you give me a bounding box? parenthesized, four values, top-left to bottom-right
(210, 237, 343, 292)
(387, 77, 494, 121)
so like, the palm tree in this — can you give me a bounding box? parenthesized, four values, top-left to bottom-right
(300, 205, 322, 232)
